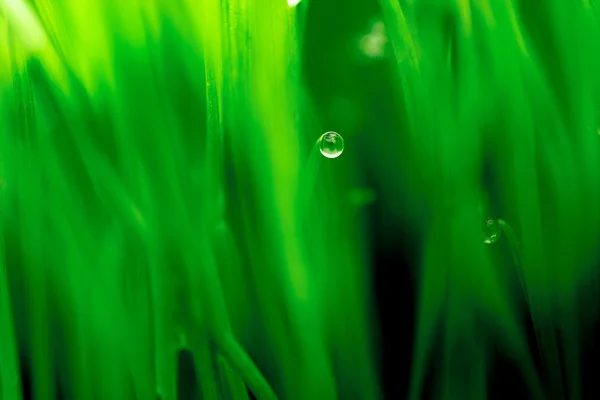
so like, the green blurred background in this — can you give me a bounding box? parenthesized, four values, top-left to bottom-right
(0, 0, 599, 399)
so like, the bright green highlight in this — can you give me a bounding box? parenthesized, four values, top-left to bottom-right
(319, 132, 345, 159)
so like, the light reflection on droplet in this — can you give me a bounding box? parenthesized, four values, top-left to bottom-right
(484, 218, 501, 244)
(319, 131, 345, 159)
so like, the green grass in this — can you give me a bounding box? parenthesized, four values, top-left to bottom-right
(382, 1, 600, 399)
(1, 0, 600, 399)
(1, 1, 379, 399)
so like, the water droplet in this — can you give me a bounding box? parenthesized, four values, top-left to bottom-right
(287, 0, 302, 7)
(484, 218, 501, 244)
(319, 131, 344, 159)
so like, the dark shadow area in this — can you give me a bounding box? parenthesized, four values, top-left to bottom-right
(246, 385, 257, 400)
(367, 175, 417, 398)
(487, 350, 530, 399)
(581, 318, 600, 399)
(177, 349, 199, 400)
(19, 359, 31, 400)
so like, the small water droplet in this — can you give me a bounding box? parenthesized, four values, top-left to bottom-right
(319, 131, 344, 159)
(484, 218, 501, 244)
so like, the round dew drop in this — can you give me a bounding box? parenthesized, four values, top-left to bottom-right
(484, 218, 501, 244)
(319, 131, 344, 159)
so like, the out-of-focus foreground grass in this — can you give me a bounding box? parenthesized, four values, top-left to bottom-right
(0, 0, 379, 399)
(0, 0, 599, 399)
